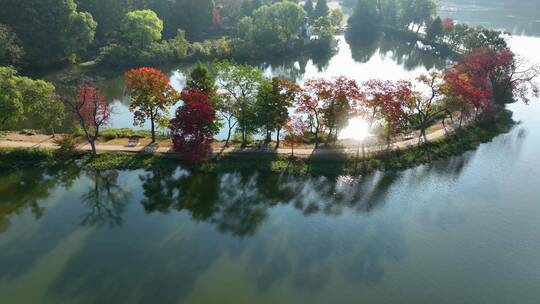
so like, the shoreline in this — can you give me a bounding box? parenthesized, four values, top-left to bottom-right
(0, 108, 515, 175)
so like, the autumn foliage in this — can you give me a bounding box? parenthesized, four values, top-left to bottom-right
(296, 76, 363, 145)
(444, 48, 515, 111)
(125, 67, 178, 142)
(69, 86, 110, 155)
(284, 116, 307, 156)
(170, 91, 217, 162)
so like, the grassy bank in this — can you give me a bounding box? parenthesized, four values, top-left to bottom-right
(0, 109, 515, 175)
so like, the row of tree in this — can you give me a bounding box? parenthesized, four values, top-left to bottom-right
(62, 42, 537, 161)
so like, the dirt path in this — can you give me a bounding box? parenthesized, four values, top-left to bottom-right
(0, 127, 452, 158)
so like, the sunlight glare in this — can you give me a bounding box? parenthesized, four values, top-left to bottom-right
(340, 117, 370, 141)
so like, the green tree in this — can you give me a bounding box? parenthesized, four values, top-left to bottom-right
(15, 77, 64, 135)
(76, 0, 130, 42)
(0, 67, 23, 129)
(329, 9, 344, 27)
(255, 77, 299, 147)
(214, 60, 263, 147)
(304, 0, 314, 19)
(147, 0, 214, 37)
(0, 67, 64, 133)
(0, 24, 24, 66)
(426, 16, 443, 41)
(0, 0, 96, 66)
(245, 1, 307, 53)
(314, 0, 329, 19)
(348, 0, 380, 35)
(170, 29, 190, 59)
(414, 0, 438, 32)
(65, 11, 97, 63)
(185, 62, 216, 95)
(121, 10, 164, 49)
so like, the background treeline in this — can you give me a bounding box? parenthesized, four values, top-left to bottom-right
(0, 0, 341, 69)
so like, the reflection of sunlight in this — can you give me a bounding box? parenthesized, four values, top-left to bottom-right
(340, 117, 370, 141)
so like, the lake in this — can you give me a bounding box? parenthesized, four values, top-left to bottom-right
(2, 1, 540, 303)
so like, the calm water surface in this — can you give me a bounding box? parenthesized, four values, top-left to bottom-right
(2, 1, 540, 303)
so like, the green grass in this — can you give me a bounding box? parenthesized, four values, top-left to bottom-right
(0, 108, 515, 175)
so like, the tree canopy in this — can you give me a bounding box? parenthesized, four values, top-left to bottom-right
(0, 0, 96, 66)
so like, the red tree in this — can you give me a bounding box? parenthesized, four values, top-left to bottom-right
(296, 79, 330, 147)
(125, 67, 178, 143)
(170, 91, 217, 162)
(442, 18, 454, 32)
(362, 79, 413, 143)
(296, 76, 363, 146)
(65, 86, 110, 156)
(283, 116, 307, 157)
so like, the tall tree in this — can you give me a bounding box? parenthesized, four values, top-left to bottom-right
(214, 60, 263, 147)
(0, 67, 23, 129)
(405, 72, 448, 143)
(65, 86, 111, 155)
(348, 0, 380, 35)
(322, 76, 364, 143)
(0, 67, 64, 133)
(170, 91, 218, 162)
(304, 0, 314, 19)
(0, 24, 24, 66)
(76, 0, 130, 42)
(125, 67, 178, 142)
(241, 1, 307, 53)
(283, 116, 307, 157)
(362, 79, 413, 144)
(121, 9, 164, 49)
(427, 17, 443, 41)
(255, 77, 300, 148)
(314, 0, 329, 19)
(184, 62, 216, 95)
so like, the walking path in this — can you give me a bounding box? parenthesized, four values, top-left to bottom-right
(0, 126, 453, 158)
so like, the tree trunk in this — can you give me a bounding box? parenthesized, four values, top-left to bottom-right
(442, 119, 447, 135)
(89, 140, 97, 156)
(225, 127, 232, 147)
(242, 127, 247, 147)
(266, 128, 271, 143)
(419, 128, 427, 144)
(150, 114, 156, 143)
(275, 128, 281, 149)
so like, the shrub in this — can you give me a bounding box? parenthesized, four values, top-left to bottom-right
(53, 134, 79, 157)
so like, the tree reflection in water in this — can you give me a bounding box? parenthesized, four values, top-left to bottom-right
(0, 152, 486, 302)
(347, 33, 448, 71)
(80, 170, 129, 228)
(0, 165, 80, 233)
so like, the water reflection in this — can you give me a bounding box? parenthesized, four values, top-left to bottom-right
(80, 170, 129, 228)
(441, 0, 540, 36)
(0, 115, 539, 303)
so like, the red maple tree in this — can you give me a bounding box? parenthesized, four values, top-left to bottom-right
(361, 79, 413, 142)
(442, 18, 454, 32)
(66, 86, 110, 156)
(125, 67, 178, 143)
(296, 76, 363, 146)
(283, 116, 307, 157)
(170, 91, 217, 162)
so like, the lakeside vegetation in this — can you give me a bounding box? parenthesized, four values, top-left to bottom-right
(1, 0, 539, 171)
(0, 107, 516, 175)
